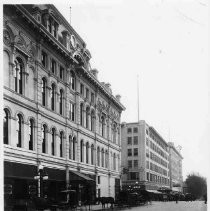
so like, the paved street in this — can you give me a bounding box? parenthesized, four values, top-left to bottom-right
(111, 201, 207, 211)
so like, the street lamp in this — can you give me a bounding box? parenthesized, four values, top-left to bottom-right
(34, 164, 48, 198)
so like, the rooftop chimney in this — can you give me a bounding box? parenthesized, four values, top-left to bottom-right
(90, 69, 98, 79)
(115, 94, 121, 101)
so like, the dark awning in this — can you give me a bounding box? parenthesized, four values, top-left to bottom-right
(4, 161, 66, 181)
(70, 171, 94, 182)
(4, 161, 37, 180)
(45, 167, 65, 181)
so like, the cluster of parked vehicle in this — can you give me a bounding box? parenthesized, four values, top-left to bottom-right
(114, 190, 196, 208)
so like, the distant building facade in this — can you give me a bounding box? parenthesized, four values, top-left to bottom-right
(3, 4, 125, 208)
(168, 142, 183, 192)
(121, 121, 170, 191)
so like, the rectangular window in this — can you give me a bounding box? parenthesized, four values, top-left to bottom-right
(133, 127, 138, 133)
(41, 51, 47, 67)
(80, 83, 84, 95)
(147, 172, 149, 181)
(134, 160, 138, 168)
(128, 160, 132, 168)
(53, 23, 57, 38)
(127, 149, 132, 156)
(91, 92, 95, 103)
(129, 172, 139, 180)
(69, 102, 75, 121)
(133, 148, 138, 156)
(146, 138, 149, 146)
(127, 128, 132, 133)
(133, 136, 138, 145)
(127, 137, 132, 145)
(51, 59, 56, 74)
(86, 88, 89, 100)
(98, 176, 100, 184)
(60, 66, 64, 79)
(146, 161, 149, 169)
(150, 173, 153, 182)
(49, 19, 52, 33)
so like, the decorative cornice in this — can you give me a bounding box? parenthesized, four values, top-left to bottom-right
(75, 66, 125, 111)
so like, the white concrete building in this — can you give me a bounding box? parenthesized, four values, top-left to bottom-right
(168, 142, 183, 192)
(121, 121, 170, 191)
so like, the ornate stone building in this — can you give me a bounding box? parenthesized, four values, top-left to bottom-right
(3, 4, 125, 207)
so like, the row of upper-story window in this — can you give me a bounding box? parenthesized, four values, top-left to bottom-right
(146, 138, 168, 161)
(127, 127, 138, 134)
(3, 108, 119, 170)
(146, 172, 169, 185)
(127, 148, 138, 157)
(4, 51, 120, 130)
(146, 151, 168, 168)
(41, 50, 95, 103)
(40, 12, 81, 53)
(127, 160, 138, 169)
(127, 171, 169, 185)
(146, 161, 168, 176)
(127, 136, 138, 145)
(149, 131, 168, 152)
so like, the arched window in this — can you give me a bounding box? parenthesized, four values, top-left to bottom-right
(101, 116, 105, 137)
(69, 135, 72, 159)
(51, 128, 56, 156)
(59, 89, 63, 115)
(91, 144, 94, 165)
(4, 51, 10, 87)
(97, 147, 100, 166)
(73, 137, 76, 160)
(80, 140, 84, 162)
(14, 58, 24, 94)
(51, 84, 56, 111)
(29, 119, 34, 150)
(60, 131, 64, 157)
(90, 110, 95, 132)
(101, 149, 104, 167)
(113, 153, 116, 170)
(112, 124, 117, 143)
(105, 150, 108, 168)
(41, 78, 47, 106)
(86, 142, 89, 164)
(42, 124, 47, 153)
(117, 128, 120, 145)
(86, 107, 90, 129)
(3, 109, 9, 145)
(106, 120, 109, 139)
(17, 114, 23, 147)
(70, 71, 75, 90)
(80, 103, 84, 126)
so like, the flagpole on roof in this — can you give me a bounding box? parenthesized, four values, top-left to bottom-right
(70, 6, 72, 25)
(137, 74, 140, 123)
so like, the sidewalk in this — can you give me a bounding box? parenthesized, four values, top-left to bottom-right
(76, 204, 114, 211)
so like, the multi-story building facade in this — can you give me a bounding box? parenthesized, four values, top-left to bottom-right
(168, 142, 183, 192)
(121, 121, 170, 191)
(3, 4, 125, 207)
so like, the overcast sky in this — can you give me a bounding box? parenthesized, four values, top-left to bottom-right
(54, 0, 209, 180)
(3, 0, 202, 181)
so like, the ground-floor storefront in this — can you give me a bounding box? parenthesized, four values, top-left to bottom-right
(4, 161, 96, 210)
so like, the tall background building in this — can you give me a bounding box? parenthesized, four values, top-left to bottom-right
(3, 4, 125, 208)
(121, 120, 178, 192)
(168, 142, 183, 192)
